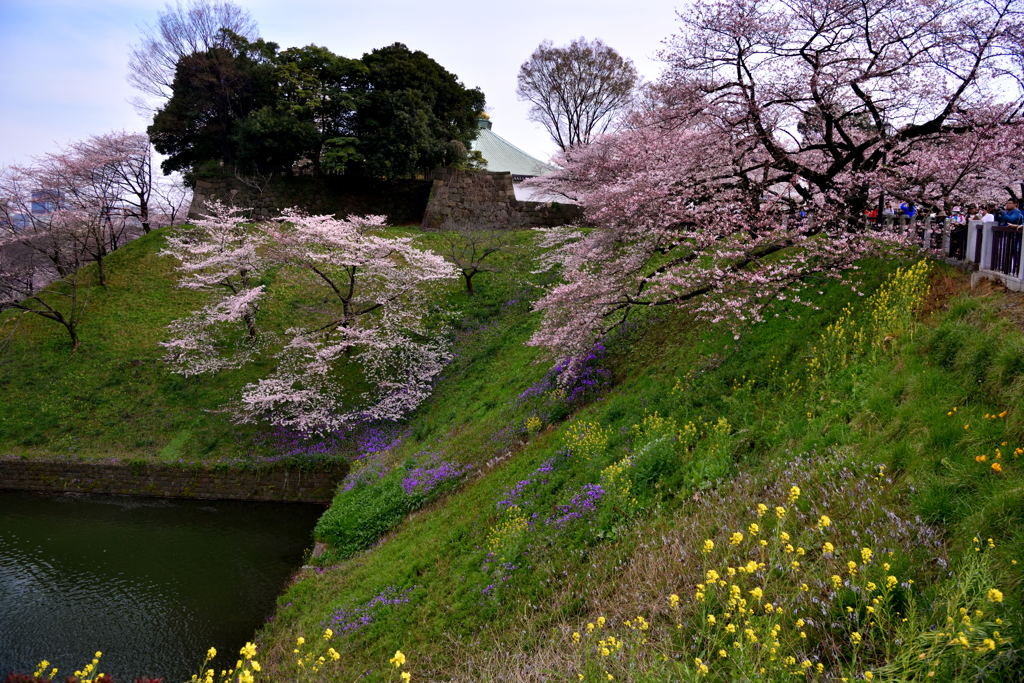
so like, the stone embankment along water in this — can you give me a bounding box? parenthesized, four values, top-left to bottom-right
(0, 457, 347, 504)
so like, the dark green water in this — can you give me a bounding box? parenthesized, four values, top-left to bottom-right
(0, 491, 322, 682)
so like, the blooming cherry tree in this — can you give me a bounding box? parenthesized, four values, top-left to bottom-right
(528, 0, 1024, 366)
(161, 201, 266, 374)
(163, 208, 459, 434)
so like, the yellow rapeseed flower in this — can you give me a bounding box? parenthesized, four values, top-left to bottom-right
(756, 503, 768, 518)
(788, 485, 801, 502)
(861, 547, 873, 564)
(401, 672, 411, 682)
(390, 650, 407, 668)
(702, 539, 715, 553)
(823, 542, 834, 554)
(240, 643, 257, 660)
(730, 532, 744, 545)
(988, 588, 1004, 603)
(206, 648, 217, 661)
(775, 506, 786, 519)
(818, 515, 831, 529)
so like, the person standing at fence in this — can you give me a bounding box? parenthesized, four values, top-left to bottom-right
(982, 204, 997, 222)
(996, 199, 1024, 227)
(900, 201, 917, 219)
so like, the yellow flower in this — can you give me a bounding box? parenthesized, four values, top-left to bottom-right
(240, 642, 257, 660)
(572, 631, 581, 643)
(729, 531, 744, 545)
(822, 542, 834, 554)
(323, 628, 333, 640)
(597, 616, 606, 627)
(756, 503, 768, 518)
(817, 515, 831, 529)
(718, 649, 727, 658)
(669, 594, 680, 608)
(831, 575, 843, 588)
(706, 569, 720, 582)
(861, 547, 873, 564)
(206, 648, 217, 661)
(788, 485, 801, 502)
(702, 539, 715, 553)
(328, 648, 340, 661)
(775, 506, 786, 519)
(390, 650, 407, 668)
(992, 462, 1003, 473)
(296, 637, 305, 647)
(748, 523, 760, 536)
(250, 662, 261, 672)
(988, 588, 1004, 603)
(865, 672, 874, 681)
(851, 632, 862, 644)
(401, 672, 411, 682)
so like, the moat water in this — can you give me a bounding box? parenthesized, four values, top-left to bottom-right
(0, 491, 322, 682)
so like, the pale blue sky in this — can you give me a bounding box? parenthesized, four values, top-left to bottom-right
(0, 0, 685, 171)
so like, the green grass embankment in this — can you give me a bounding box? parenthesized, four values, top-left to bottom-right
(257, 260, 1024, 682)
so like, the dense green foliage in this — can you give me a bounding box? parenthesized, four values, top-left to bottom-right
(149, 34, 484, 181)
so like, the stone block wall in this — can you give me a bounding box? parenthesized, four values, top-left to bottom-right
(190, 175, 433, 225)
(0, 457, 347, 503)
(190, 170, 581, 231)
(421, 169, 581, 230)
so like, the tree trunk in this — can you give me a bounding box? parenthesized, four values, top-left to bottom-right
(464, 271, 475, 295)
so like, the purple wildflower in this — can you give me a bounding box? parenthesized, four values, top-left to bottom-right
(546, 483, 605, 527)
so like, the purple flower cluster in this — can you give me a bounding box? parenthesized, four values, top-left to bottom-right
(355, 425, 405, 460)
(546, 483, 605, 528)
(516, 342, 611, 411)
(256, 425, 345, 462)
(401, 458, 471, 496)
(326, 585, 415, 634)
(496, 459, 555, 509)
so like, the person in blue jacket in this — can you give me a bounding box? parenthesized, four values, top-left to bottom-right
(996, 199, 1024, 227)
(900, 202, 916, 219)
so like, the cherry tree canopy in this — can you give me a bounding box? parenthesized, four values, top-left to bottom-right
(161, 205, 459, 434)
(529, 0, 1024, 366)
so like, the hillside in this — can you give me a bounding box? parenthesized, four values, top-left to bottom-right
(253, 257, 1024, 681)
(2, 228, 1023, 681)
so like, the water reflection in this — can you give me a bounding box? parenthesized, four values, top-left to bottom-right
(0, 491, 322, 681)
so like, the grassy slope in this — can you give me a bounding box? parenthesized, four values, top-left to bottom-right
(0, 226, 542, 463)
(4, 229, 1023, 680)
(257, 260, 1024, 682)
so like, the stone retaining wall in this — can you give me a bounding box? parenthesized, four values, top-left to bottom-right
(0, 458, 347, 504)
(421, 169, 580, 230)
(190, 175, 433, 224)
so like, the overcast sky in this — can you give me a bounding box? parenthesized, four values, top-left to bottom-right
(0, 0, 685, 172)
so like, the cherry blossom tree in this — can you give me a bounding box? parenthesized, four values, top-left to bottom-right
(528, 0, 1024, 367)
(160, 201, 266, 375)
(161, 208, 460, 433)
(0, 201, 92, 349)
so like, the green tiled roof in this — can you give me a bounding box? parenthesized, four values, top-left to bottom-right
(471, 119, 555, 178)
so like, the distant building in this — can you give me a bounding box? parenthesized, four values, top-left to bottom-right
(470, 118, 560, 202)
(31, 189, 60, 215)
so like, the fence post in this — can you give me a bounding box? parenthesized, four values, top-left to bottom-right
(966, 220, 978, 263)
(942, 222, 951, 255)
(981, 221, 994, 270)
(1017, 227, 1024, 280)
